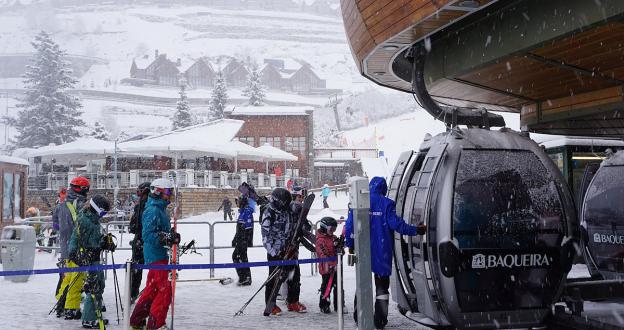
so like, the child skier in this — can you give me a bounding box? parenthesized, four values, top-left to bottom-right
(232, 195, 254, 286)
(315, 217, 343, 313)
(67, 195, 116, 328)
(130, 178, 181, 330)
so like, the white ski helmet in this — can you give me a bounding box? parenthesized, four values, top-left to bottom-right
(150, 178, 174, 196)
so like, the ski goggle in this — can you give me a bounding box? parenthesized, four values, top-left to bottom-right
(156, 188, 173, 196)
(90, 199, 108, 217)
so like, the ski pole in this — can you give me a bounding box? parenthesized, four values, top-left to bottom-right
(234, 265, 283, 316)
(48, 271, 82, 315)
(110, 252, 122, 325)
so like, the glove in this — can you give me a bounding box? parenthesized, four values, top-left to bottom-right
(100, 234, 117, 252)
(416, 224, 427, 235)
(348, 247, 354, 255)
(159, 229, 181, 247)
(131, 238, 143, 250)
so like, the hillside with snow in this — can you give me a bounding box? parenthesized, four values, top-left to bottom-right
(0, 2, 361, 92)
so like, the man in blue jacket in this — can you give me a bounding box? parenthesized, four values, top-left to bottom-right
(345, 176, 425, 329)
(130, 178, 180, 330)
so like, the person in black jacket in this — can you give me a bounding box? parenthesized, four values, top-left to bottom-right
(128, 181, 151, 302)
(218, 197, 233, 221)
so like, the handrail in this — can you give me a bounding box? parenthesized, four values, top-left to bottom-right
(17, 215, 348, 278)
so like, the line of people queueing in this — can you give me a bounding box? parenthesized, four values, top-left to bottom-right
(52, 175, 423, 330)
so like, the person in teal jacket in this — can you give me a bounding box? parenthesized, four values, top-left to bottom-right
(130, 178, 180, 330)
(68, 195, 115, 329)
(321, 184, 331, 208)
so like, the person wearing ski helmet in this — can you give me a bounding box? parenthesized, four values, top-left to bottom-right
(316, 217, 344, 314)
(130, 178, 180, 330)
(345, 176, 426, 329)
(53, 176, 90, 320)
(128, 181, 151, 302)
(67, 195, 115, 328)
(232, 195, 254, 286)
(261, 187, 308, 316)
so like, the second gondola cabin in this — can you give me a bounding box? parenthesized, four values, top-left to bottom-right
(580, 151, 624, 280)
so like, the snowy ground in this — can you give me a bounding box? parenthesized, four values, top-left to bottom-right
(5, 191, 623, 329)
(0, 192, 427, 330)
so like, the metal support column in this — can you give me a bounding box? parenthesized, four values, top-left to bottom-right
(349, 177, 373, 330)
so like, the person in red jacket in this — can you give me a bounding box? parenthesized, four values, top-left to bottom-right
(315, 217, 343, 314)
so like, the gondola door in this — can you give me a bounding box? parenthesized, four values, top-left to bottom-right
(408, 143, 447, 320)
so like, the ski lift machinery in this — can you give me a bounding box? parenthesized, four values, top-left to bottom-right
(387, 42, 579, 329)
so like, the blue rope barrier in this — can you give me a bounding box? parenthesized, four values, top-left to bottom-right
(0, 257, 337, 277)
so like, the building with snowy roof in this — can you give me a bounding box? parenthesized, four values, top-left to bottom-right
(225, 105, 315, 181)
(125, 53, 332, 93)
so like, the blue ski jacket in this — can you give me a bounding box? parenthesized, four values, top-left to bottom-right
(142, 196, 171, 264)
(237, 206, 254, 230)
(345, 176, 417, 276)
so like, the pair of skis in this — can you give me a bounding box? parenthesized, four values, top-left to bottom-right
(233, 193, 315, 316)
(169, 171, 180, 330)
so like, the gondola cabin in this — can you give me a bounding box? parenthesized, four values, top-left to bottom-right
(388, 128, 578, 329)
(580, 151, 624, 280)
(0, 156, 28, 229)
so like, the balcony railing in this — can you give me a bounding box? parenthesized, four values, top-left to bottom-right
(28, 170, 310, 190)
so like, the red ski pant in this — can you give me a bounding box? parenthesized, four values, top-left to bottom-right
(130, 259, 172, 329)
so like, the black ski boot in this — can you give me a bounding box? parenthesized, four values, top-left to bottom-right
(82, 319, 109, 328)
(64, 309, 82, 320)
(55, 307, 64, 318)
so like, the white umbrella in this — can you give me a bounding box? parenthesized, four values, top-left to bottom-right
(256, 143, 298, 174)
(25, 137, 120, 163)
(226, 140, 269, 172)
(119, 119, 242, 168)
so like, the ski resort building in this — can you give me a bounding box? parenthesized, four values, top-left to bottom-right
(0, 156, 28, 228)
(126, 54, 331, 93)
(225, 105, 315, 181)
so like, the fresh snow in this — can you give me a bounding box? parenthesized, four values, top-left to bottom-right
(0, 193, 427, 330)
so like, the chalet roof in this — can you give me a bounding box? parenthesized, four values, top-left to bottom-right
(134, 56, 153, 69)
(226, 105, 313, 116)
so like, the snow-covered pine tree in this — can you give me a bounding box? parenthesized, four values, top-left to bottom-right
(90, 121, 111, 140)
(242, 67, 266, 106)
(172, 83, 193, 130)
(209, 70, 228, 119)
(7, 31, 84, 148)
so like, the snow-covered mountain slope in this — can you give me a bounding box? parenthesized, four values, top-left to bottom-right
(0, 3, 363, 91)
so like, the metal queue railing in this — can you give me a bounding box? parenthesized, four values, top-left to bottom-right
(18, 215, 347, 278)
